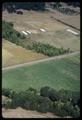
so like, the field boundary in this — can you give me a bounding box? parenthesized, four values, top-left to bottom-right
(54, 18, 80, 31)
(46, 7, 80, 31)
(2, 51, 80, 71)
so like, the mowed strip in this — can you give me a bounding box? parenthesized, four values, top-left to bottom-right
(2, 40, 47, 67)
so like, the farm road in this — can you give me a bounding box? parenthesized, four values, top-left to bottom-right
(2, 51, 80, 71)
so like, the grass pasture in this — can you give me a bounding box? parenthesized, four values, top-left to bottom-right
(2, 11, 80, 51)
(2, 53, 80, 92)
(2, 39, 47, 67)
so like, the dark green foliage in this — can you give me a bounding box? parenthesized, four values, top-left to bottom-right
(58, 89, 80, 107)
(2, 87, 80, 117)
(2, 21, 25, 43)
(9, 91, 18, 99)
(2, 88, 12, 97)
(2, 88, 17, 100)
(71, 91, 80, 106)
(71, 105, 80, 118)
(40, 86, 50, 97)
(53, 100, 68, 117)
(11, 91, 35, 108)
(27, 42, 70, 57)
(40, 87, 60, 101)
(36, 96, 53, 113)
(9, 89, 52, 113)
(24, 95, 38, 110)
(52, 100, 80, 117)
(26, 87, 37, 95)
(61, 101, 74, 116)
(77, 99, 80, 107)
(59, 89, 73, 102)
(62, 102, 80, 118)
(48, 89, 60, 101)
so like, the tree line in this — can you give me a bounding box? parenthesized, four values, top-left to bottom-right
(2, 86, 80, 118)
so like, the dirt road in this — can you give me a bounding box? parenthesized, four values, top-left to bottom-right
(2, 51, 80, 71)
(2, 107, 60, 118)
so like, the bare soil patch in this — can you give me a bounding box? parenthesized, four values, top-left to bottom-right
(2, 107, 60, 118)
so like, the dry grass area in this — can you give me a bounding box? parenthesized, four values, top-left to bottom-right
(2, 10, 66, 32)
(2, 39, 47, 67)
(46, 7, 80, 30)
(2, 107, 61, 118)
(53, 10, 80, 30)
(2, 10, 80, 51)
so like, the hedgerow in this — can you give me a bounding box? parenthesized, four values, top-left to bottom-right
(2, 87, 80, 118)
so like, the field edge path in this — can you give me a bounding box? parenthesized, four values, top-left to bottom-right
(2, 51, 80, 71)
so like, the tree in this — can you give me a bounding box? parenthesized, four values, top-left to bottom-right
(71, 91, 80, 106)
(72, 105, 80, 118)
(59, 89, 72, 102)
(53, 100, 68, 117)
(36, 95, 53, 113)
(2, 88, 12, 97)
(40, 86, 50, 97)
(26, 87, 37, 95)
(48, 89, 60, 101)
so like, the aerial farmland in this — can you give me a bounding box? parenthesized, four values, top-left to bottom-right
(2, 2, 80, 118)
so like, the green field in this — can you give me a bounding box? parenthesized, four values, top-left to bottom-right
(2, 54, 80, 92)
